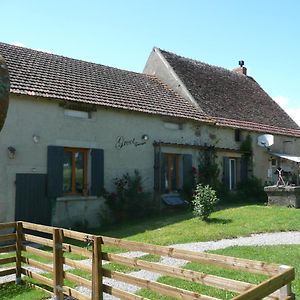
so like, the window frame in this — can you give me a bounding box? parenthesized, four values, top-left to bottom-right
(63, 147, 88, 195)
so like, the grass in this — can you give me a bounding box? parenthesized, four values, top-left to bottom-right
(1, 204, 300, 299)
(103, 253, 161, 273)
(0, 282, 49, 300)
(97, 204, 300, 245)
(138, 245, 300, 299)
(214, 245, 300, 297)
(15, 252, 162, 297)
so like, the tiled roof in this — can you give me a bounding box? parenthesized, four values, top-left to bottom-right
(215, 118, 300, 137)
(0, 42, 212, 123)
(159, 49, 300, 136)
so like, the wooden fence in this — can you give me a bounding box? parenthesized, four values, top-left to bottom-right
(0, 221, 295, 300)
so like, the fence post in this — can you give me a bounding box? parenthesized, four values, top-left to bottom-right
(53, 228, 64, 300)
(15, 221, 22, 284)
(92, 236, 103, 300)
(278, 265, 294, 300)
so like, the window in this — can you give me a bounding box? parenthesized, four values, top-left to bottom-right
(154, 150, 192, 194)
(223, 157, 239, 190)
(164, 122, 183, 130)
(163, 154, 181, 192)
(271, 158, 277, 167)
(64, 109, 91, 119)
(47, 146, 104, 198)
(63, 148, 88, 195)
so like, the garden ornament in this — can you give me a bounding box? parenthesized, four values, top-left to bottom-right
(276, 167, 286, 186)
(0, 54, 9, 132)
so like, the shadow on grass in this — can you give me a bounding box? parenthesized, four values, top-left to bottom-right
(66, 202, 265, 247)
(62, 209, 194, 248)
(205, 217, 232, 224)
(215, 201, 266, 212)
(96, 209, 193, 239)
(73, 202, 262, 242)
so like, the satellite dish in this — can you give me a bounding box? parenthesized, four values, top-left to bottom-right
(257, 134, 274, 147)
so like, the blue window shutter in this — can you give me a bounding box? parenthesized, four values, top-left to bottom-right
(154, 150, 160, 192)
(91, 148, 104, 196)
(240, 157, 248, 182)
(47, 146, 64, 198)
(182, 154, 193, 188)
(154, 149, 165, 193)
(223, 157, 230, 188)
(160, 154, 166, 193)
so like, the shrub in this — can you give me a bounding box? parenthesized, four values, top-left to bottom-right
(192, 184, 218, 221)
(216, 176, 267, 205)
(197, 146, 220, 189)
(236, 176, 267, 203)
(105, 170, 153, 222)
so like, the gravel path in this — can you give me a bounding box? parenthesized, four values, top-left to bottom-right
(1, 231, 300, 299)
(80, 231, 300, 299)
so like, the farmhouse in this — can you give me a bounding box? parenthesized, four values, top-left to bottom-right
(0, 42, 299, 228)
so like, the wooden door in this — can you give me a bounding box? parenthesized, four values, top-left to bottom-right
(15, 173, 50, 225)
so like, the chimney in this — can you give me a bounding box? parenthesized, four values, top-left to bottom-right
(232, 60, 247, 75)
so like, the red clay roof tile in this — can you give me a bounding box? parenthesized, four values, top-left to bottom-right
(0, 42, 212, 123)
(160, 49, 300, 137)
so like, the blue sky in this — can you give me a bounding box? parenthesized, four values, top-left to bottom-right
(1, 0, 300, 124)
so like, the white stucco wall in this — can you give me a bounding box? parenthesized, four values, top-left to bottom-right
(0, 95, 299, 224)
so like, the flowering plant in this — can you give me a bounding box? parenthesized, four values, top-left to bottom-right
(105, 170, 150, 221)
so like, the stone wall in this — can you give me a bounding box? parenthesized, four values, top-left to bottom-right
(52, 196, 109, 229)
(264, 186, 300, 208)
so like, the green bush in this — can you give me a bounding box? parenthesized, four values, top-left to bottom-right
(197, 146, 220, 189)
(105, 170, 153, 222)
(192, 184, 218, 221)
(236, 176, 267, 203)
(216, 176, 267, 204)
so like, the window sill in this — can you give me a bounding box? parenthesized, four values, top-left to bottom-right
(57, 196, 98, 202)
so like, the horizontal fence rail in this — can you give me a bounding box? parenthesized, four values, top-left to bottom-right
(0, 221, 295, 300)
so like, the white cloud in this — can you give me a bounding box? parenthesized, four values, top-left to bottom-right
(11, 41, 25, 47)
(34, 48, 52, 54)
(273, 96, 300, 126)
(273, 96, 289, 109)
(286, 108, 300, 127)
(11, 42, 52, 54)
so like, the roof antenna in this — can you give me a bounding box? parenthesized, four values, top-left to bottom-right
(239, 60, 244, 67)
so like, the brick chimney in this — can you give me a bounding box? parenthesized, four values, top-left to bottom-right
(232, 60, 247, 75)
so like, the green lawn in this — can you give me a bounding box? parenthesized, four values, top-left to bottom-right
(138, 245, 300, 299)
(1, 204, 300, 299)
(98, 204, 300, 245)
(0, 282, 49, 300)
